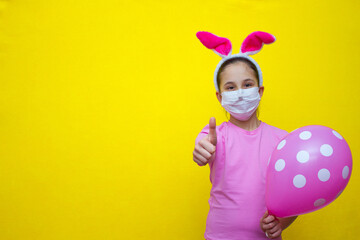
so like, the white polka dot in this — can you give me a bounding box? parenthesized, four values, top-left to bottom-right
(296, 150, 310, 163)
(314, 198, 326, 207)
(342, 166, 349, 179)
(318, 168, 330, 182)
(277, 140, 286, 150)
(332, 130, 343, 140)
(275, 159, 286, 171)
(299, 131, 312, 140)
(267, 156, 271, 166)
(293, 174, 306, 188)
(320, 144, 333, 157)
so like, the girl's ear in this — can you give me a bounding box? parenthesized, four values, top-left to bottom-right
(259, 86, 264, 98)
(240, 31, 276, 56)
(196, 31, 232, 58)
(216, 91, 222, 104)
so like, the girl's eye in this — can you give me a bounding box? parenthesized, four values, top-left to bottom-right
(227, 86, 235, 90)
(245, 83, 253, 87)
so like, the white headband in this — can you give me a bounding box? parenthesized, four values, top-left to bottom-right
(196, 31, 276, 92)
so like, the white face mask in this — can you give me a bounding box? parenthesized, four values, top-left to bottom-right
(221, 87, 261, 121)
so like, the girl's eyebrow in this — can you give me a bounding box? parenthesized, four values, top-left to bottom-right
(224, 81, 235, 85)
(224, 79, 254, 85)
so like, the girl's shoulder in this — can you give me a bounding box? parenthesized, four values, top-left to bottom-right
(262, 121, 289, 140)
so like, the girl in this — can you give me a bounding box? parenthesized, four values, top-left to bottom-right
(193, 31, 298, 240)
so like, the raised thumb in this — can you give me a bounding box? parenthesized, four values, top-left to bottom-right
(208, 117, 217, 145)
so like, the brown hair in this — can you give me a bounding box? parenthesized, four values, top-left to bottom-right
(216, 57, 261, 120)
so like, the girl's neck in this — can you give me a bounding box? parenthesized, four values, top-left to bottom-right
(229, 111, 261, 131)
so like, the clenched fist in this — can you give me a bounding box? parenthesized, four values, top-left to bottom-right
(193, 117, 217, 166)
(260, 210, 282, 239)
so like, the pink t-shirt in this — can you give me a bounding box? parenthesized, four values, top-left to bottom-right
(195, 120, 288, 240)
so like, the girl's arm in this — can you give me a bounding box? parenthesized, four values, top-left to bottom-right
(278, 215, 298, 231)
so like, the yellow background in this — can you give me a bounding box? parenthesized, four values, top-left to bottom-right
(0, 0, 359, 239)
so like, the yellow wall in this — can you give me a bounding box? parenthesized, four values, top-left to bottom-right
(0, 0, 359, 239)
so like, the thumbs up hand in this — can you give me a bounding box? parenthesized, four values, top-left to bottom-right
(193, 117, 217, 166)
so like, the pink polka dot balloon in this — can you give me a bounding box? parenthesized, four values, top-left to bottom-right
(265, 125, 352, 218)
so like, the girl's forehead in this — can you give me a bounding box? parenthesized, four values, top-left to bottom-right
(224, 62, 252, 73)
(221, 63, 256, 80)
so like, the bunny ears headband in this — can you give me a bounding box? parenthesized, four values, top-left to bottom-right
(196, 31, 276, 92)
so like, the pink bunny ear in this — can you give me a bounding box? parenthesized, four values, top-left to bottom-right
(196, 31, 232, 58)
(240, 31, 276, 55)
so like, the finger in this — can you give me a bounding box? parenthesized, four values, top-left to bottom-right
(193, 157, 206, 166)
(266, 231, 276, 240)
(270, 228, 282, 238)
(265, 210, 269, 217)
(263, 215, 275, 223)
(193, 153, 206, 165)
(199, 138, 216, 154)
(193, 151, 208, 164)
(195, 144, 212, 159)
(265, 231, 271, 239)
(262, 221, 276, 230)
(208, 117, 217, 145)
(260, 222, 266, 233)
(268, 222, 281, 234)
(261, 210, 269, 221)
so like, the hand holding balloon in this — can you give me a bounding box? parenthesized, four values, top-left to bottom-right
(260, 210, 282, 239)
